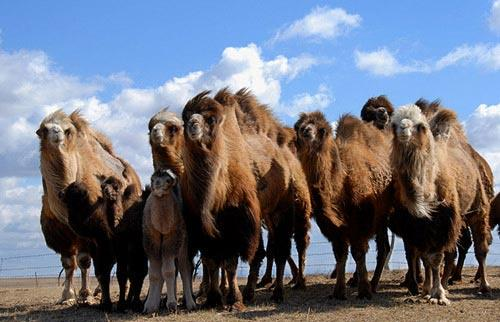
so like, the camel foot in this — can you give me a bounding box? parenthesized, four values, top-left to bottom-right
(270, 287, 284, 304)
(256, 275, 273, 288)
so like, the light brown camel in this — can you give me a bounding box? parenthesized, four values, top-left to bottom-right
(389, 105, 491, 305)
(294, 111, 392, 300)
(37, 110, 141, 306)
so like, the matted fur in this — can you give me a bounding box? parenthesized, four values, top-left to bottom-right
(294, 111, 393, 300)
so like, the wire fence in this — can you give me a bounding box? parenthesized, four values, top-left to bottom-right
(1, 235, 499, 281)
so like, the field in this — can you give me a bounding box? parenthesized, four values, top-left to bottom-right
(1, 267, 499, 321)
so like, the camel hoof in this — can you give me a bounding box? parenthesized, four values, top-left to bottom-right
(270, 287, 284, 304)
(242, 286, 255, 304)
(58, 298, 76, 306)
(346, 277, 358, 288)
(167, 301, 177, 314)
(229, 301, 246, 312)
(429, 297, 450, 306)
(478, 284, 492, 296)
(256, 276, 273, 288)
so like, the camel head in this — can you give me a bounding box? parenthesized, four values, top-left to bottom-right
(36, 110, 79, 151)
(415, 98, 441, 119)
(391, 104, 432, 149)
(150, 169, 178, 197)
(148, 108, 183, 148)
(294, 111, 333, 151)
(182, 90, 225, 149)
(361, 95, 394, 130)
(99, 175, 123, 202)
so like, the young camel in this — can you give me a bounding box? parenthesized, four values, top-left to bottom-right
(142, 169, 196, 314)
(390, 105, 491, 305)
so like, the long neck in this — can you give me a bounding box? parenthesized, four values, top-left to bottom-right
(392, 138, 437, 218)
(151, 140, 185, 176)
(298, 137, 345, 226)
(105, 196, 123, 228)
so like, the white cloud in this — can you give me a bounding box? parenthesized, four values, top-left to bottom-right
(464, 103, 500, 191)
(272, 7, 361, 43)
(435, 44, 500, 70)
(489, 0, 500, 34)
(356, 44, 500, 76)
(278, 85, 332, 117)
(354, 48, 430, 76)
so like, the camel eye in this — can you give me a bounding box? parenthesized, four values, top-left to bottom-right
(207, 116, 216, 125)
(169, 126, 178, 134)
(319, 128, 326, 136)
(416, 124, 426, 132)
(64, 128, 71, 136)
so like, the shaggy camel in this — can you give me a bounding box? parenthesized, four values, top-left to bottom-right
(389, 105, 491, 305)
(414, 99, 495, 286)
(215, 89, 311, 303)
(294, 111, 392, 300)
(37, 110, 142, 309)
(181, 90, 311, 309)
(142, 169, 196, 314)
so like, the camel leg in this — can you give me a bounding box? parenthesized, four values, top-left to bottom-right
(402, 239, 419, 295)
(450, 227, 472, 284)
(58, 255, 77, 305)
(143, 258, 163, 314)
(331, 236, 348, 300)
(441, 250, 456, 290)
(421, 256, 432, 299)
(371, 226, 390, 293)
(287, 256, 299, 286)
(223, 257, 245, 311)
(243, 232, 265, 303)
(115, 253, 128, 311)
(351, 241, 372, 300)
(257, 233, 274, 288)
(77, 252, 93, 305)
(178, 248, 196, 311)
(330, 265, 337, 279)
(220, 268, 228, 296)
(197, 260, 209, 299)
(469, 219, 492, 294)
(93, 247, 114, 311)
(292, 206, 310, 290)
(127, 246, 148, 312)
(162, 255, 178, 313)
(427, 252, 450, 305)
(204, 258, 223, 309)
(271, 223, 292, 303)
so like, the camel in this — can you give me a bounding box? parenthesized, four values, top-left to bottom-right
(389, 105, 491, 305)
(360, 95, 394, 130)
(294, 111, 392, 300)
(142, 169, 196, 314)
(214, 89, 311, 303)
(36, 110, 142, 308)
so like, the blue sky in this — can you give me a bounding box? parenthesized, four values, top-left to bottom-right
(0, 1, 500, 272)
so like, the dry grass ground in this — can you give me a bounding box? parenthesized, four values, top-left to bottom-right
(1, 267, 499, 321)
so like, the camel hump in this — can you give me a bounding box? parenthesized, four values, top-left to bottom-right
(335, 114, 365, 140)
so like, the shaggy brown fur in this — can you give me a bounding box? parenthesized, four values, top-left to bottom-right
(181, 90, 262, 310)
(142, 169, 196, 314)
(294, 111, 392, 300)
(390, 105, 491, 305)
(214, 89, 311, 303)
(37, 110, 142, 309)
(361, 95, 394, 130)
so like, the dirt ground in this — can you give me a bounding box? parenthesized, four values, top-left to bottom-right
(0, 267, 499, 321)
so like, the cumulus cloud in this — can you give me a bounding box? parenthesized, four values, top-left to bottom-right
(278, 85, 332, 117)
(272, 6, 361, 43)
(356, 44, 500, 76)
(354, 48, 430, 76)
(489, 0, 500, 34)
(464, 103, 500, 191)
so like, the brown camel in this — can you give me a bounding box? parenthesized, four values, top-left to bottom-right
(360, 95, 394, 130)
(294, 111, 392, 300)
(37, 110, 142, 308)
(214, 89, 311, 303)
(389, 105, 491, 305)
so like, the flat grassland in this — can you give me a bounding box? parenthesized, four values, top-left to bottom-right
(1, 267, 499, 321)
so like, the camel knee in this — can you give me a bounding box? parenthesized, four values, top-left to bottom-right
(161, 262, 176, 281)
(77, 253, 91, 269)
(61, 256, 77, 270)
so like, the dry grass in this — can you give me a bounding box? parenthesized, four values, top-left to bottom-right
(1, 267, 499, 321)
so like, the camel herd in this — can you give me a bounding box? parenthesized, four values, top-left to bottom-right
(35, 88, 500, 313)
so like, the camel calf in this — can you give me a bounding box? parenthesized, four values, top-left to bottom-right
(143, 169, 196, 314)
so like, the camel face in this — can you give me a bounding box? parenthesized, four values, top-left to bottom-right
(182, 93, 224, 147)
(101, 176, 122, 202)
(361, 95, 394, 130)
(150, 169, 177, 197)
(148, 111, 183, 147)
(295, 112, 332, 149)
(185, 113, 205, 141)
(150, 123, 166, 144)
(37, 111, 76, 149)
(391, 104, 429, 147)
